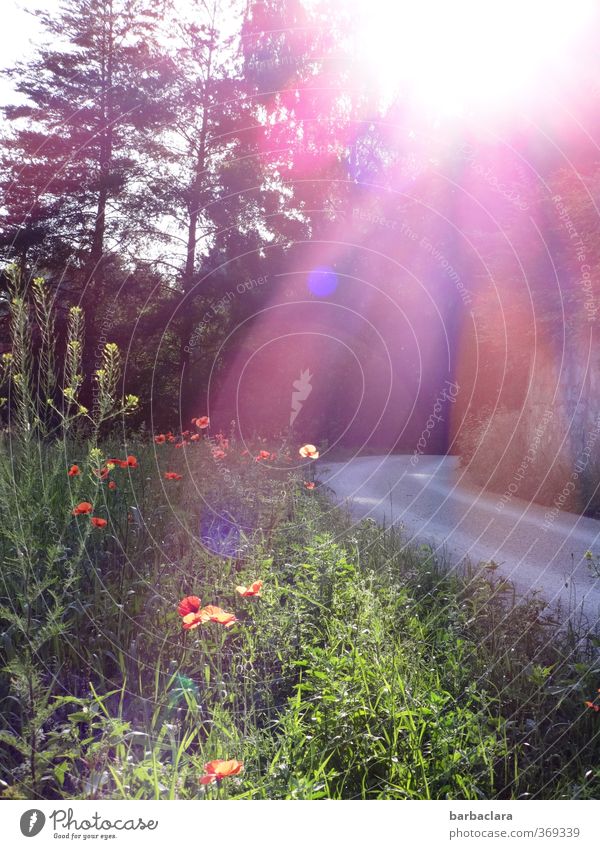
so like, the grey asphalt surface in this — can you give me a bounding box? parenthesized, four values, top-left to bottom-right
(320, 454, 600, 629)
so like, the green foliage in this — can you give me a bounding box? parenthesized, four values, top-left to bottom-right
(1, 432, 599, 799)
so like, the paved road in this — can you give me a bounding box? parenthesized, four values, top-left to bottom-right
(320, 455, 600, 628)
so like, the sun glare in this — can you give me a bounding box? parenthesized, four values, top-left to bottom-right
(354, 0, 595, 119)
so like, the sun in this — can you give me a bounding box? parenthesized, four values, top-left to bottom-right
(353, 0, 595, 119)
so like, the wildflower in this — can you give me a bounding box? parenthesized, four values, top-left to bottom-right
(165, 471, 183, 480)
(168, 435, 176, 443)
(212, 448, 226, 460)
(126, 455, 138, 468)
(584, 689, 600, 712)
(90, 517, 107, 529)
(190, 434, 200, 442)
(256, 450, 270, 461)
(584, 550, 594, 560)
(299, 444, 319, 459)
(236, 580, 263, 597)
(182, 611, 204, 630)
(175, 441, 188, 449)
(200, 604, 237, 628)
(199, 759, 243, 785)
(67, 464, 80, 477)
(178, 595, 202, 617)
(178, 596, 204, 629)
(182, 430, 191, 438)
(93, 466, 110, 480)
(304, 481, 316, 489)
(108, 481, 117, 491)
(155, 434, 166, 444)
(194, 416, 210, 429)
(106, 458, 121, 466)
(73, 501, 93, 515)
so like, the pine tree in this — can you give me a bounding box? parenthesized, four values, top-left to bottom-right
(0, 0, 172, 288)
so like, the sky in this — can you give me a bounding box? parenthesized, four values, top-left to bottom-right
(0, 1, 53, 102)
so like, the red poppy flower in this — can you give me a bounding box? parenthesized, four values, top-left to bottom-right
(93, 466, 110, 480)
(194, 415, 210, 429)
(255, 450, 271, 461)
(178, 595, 201, 617)
(190, 434, 200, 442)
(165, 471, 183, 480)
(304, 481, 316, 489)
(299, 444, 319, 459)
(108, 480, 117, 491)
(126, 455, 138, 468)
(155, 434, 166, 444)
(90, 517, 107, 528)
(199, 759, 243, 785)
(72, 501, 93, 516)
(212, 448, 226, 460)
(200, 604, 237, 628)
(236, 580, 263, 597)
(106, 458, 121, 466)
(182, 430, 191, 438)
(68, 464, 80, 477)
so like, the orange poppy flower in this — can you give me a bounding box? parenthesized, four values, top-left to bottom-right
(108, 480, 117, 491)
(199, 759, 243, 785)
(165, 471, 183, 480)
(212, 448, 226, 460)
(194, 415, 210, 429)
(584, 692, 600, 712)
(299, 444, 319, 459)
(90, 517, 107, 528)
(236, 580, 263, 597)
(200, 604, 237, 628)
(304, 481, 316, 489)
(154, 434, 166, 444)
(68, 464, 80, 477)
(190, 434, 200, 442)
(72, 501, 93, 515)
(126, 455, 138, 468)
(182, 611, 204, 630)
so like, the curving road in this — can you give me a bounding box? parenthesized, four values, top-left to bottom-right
(320, 454, 600, 628)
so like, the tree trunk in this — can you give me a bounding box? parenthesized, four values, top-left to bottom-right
(178, 40, 213, 419)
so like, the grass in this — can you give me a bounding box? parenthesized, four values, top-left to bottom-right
(0, 268, 599, 800)
(0, 433, 599, 800)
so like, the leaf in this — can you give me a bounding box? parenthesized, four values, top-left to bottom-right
(54, 761, 69, 787)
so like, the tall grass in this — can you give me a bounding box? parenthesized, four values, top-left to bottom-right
(0, 267, 599, 800)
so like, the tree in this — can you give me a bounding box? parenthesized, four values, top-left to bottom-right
(0, 0, 172, 308)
